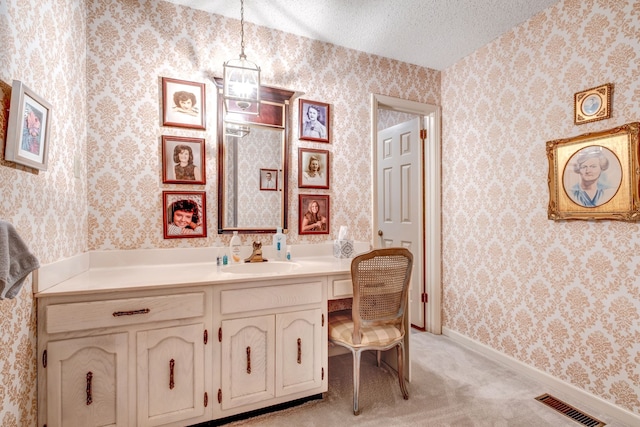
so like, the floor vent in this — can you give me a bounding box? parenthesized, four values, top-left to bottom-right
(535, 394, 606, 427)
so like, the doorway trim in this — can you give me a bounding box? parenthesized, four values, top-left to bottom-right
(371, 93, 442, 334)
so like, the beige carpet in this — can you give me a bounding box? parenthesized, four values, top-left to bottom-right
(223, 331, 625, 426)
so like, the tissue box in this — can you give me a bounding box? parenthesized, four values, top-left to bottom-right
(333, 239, 354, 258)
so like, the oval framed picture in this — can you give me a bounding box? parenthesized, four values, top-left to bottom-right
(574, 83, 612, 125)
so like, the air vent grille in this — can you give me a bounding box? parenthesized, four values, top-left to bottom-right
(535, 394, 605, 427)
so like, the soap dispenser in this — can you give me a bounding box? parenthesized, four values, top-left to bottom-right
(230, 231, 242, 264)
(273, 227, 287, 261)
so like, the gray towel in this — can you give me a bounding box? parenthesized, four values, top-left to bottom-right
(0, 220, 40, 299)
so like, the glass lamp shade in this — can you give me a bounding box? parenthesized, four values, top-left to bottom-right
(223, 57, 261, 115)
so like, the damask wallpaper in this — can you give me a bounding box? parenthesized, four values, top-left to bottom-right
(1, 0, 87, 425)
(441, 0, 640, 418)
(1, 0, 639, 424)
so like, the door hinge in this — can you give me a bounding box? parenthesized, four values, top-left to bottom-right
(321, 367, 324, 380)
(204, 392, 208, 407)
(42, 350, 47, 368)
(321, 313, 324, 327)
(421, 292, 428, 303)
(204, 329, 208, 345)
(420, 129, 427, 140)
(217, 389, 222, 404)
(218, 327, 222, 342)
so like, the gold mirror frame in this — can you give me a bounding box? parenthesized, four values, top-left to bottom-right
(547, 122, 640, 221)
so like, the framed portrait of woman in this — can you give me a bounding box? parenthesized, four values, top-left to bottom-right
(299, 194, 330, 235)
(161, 136, 206, 184)
(299, 99, 330, 143)
(547, 122, 640, 221)
(161, 77, 206, 130)
(162, 191, 207, 239)
(298, 148, 329, 189)
(5, 80, 52, 171)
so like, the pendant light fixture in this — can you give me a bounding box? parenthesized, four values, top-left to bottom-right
(223, 0, 261, 115)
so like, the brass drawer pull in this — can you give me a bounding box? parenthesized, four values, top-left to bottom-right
(169, 359, 175, 389)
(246, 346, 251, 374)
(86, 371, 93, 405)
(112, 308, 150, 317)
(297, 338, 302, 364)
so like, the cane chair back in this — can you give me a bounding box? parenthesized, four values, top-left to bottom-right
(328, 247, 413, 415)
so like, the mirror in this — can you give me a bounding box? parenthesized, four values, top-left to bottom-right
(215, 79, 294, 234)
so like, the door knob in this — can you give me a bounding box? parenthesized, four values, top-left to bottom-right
(378, 230, 383, 236)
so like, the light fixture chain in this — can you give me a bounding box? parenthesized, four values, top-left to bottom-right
(239, 0, 246, 59)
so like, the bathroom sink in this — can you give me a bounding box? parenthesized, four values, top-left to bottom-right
(221, 261, 301, 275)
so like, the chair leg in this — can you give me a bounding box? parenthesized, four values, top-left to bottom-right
(397, 343, 409, 400)
(376, 350, 381, 367)
(352, 349, 362, 415)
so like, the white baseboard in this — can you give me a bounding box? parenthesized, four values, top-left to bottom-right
(442, 327, 639, 427)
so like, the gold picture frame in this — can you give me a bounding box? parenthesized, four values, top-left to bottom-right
(547, 122, 640, 221)
(574, 83, 612, 125)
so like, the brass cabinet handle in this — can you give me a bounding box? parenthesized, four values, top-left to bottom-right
(86, 372, 93, 405)
(246, 346, 251, 374)
(169, 359, 175, 389)
(112, 308, 150, 317)
(297, 338, 302, 364)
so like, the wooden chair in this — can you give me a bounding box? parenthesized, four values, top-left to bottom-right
(328, 247, 413, 415)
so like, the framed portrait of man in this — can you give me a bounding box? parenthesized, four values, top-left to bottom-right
(298, 148, 329, 189)
(162, 191, 207, 239)
(162, 77, 206, 130)
(299, 99, 330, 143)
(260, 168, 278, 191)
(547, 122, 640, 221)
(161, 136, 206, 184)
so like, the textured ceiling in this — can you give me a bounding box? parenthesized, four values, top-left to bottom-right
(163, 0, 559, 70)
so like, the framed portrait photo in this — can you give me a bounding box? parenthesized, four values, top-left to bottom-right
(574, 83, 612, 125)
(299, 99, 330, 143)
(299, 194, 330, 235)
(162, 191, 207, 239)
(260, 168, 278, 191)
(5, 80, 52, 171)
(162, 77, 206, 130)
(161, 136, 206, 184)
(298, 148, 329, 189)
(547, 122, 640, 221)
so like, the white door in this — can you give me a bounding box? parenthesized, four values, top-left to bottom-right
(376, 117, 424, 329)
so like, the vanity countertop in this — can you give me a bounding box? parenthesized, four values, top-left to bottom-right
(34, 243, 368, 297)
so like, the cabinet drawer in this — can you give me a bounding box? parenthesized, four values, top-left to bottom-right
(330, 278, 353, 299)
(221, 282, 322, 315)
(46, 292, 205, 334)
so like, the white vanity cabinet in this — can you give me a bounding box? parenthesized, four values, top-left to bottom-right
(36, 257, 350, 426)
(214, 278, 327, 418)
(37, 289, 212, 427)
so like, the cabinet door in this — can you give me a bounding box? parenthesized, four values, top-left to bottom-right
(47, 333, 128, 427)
(221, 315, 275, 409)
(276, 309, 323, 396)
(137, 323, 206, 427)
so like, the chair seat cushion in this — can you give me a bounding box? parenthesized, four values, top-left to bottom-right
(329, 312, 403, 347)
